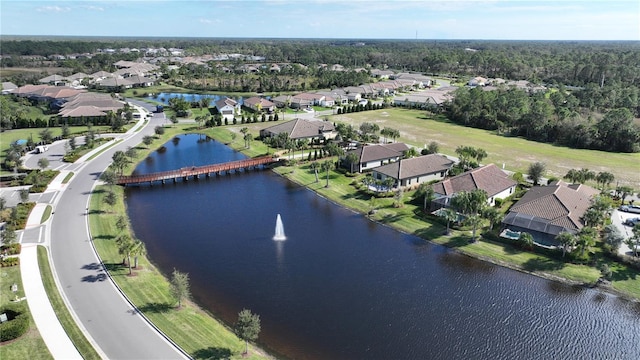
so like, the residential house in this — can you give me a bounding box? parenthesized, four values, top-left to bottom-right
(344, 143, 410, 173)
(371, 69, 395, 79)
(431, 164, 517, 208)
(271, 95, 291, 108)
(468, 76, 488, 87)
(215, 97, 240, 121)
(371, 154, 454, 189)
(58, 92, 125, 119)
(291, 93, 335, 107)
(244, 97, 276, 113)
(501, 181, 599, 246)
(260, 118, 336, 143)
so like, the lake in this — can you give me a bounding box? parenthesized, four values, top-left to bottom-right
(126, 134, 640, 360)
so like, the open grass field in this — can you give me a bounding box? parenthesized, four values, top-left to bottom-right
(330, 108, 640, 186)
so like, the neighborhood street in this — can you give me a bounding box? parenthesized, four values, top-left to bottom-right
(16, 106, 188, 359)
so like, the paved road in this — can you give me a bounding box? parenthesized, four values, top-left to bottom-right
(45, 110, 188, 359)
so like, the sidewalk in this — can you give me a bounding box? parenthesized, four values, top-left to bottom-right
(20, 244, 82, 359)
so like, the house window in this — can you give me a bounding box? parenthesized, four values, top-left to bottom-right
(440, 171, 445, 177)
(509, 187, 513, 194)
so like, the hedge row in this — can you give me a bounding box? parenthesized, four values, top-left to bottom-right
(0, 304, 29, 342)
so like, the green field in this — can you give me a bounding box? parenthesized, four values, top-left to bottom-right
(330, 109, 640, 186)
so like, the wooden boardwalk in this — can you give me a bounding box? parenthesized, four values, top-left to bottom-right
(116, 155, 279, 185)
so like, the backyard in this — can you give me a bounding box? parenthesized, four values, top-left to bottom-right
(330, 108, 640, 186)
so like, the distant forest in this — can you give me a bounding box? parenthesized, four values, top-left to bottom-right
(1, 38, 639, 152)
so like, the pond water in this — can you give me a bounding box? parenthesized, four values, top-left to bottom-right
(126, 134, 640, 360)
(145, 92, 246, 106)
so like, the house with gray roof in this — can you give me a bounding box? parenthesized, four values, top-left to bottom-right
(371, 154, 454, 189)
(215, 97, 240, 121)
(431, 164, 517, 208)
(260, 118, 336, 142)
(344, 143, 410, 173)
(501, 181, 599, 246)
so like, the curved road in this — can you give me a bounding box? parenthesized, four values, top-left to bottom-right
(45, 105, 188, 359)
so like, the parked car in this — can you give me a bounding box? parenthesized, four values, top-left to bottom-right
(619, 205, 640, 214)
(623, 217, 640, 226)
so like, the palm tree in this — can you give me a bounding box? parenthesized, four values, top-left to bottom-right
(482, 206, 503, 230)
(519, 232, 534, 250)
(131, 239, 146, 269)
(555, 231, 576, 258)
(321, 159, 334, 187)
(310, 162, 320, 183)
(345, 152, 359, 173)
(414, 182, 435, 211)
(464, 214, 484, 242)
(576, 226, 597, 257)
(563, 169, 580, 184)
(116, 234, 134, 273)
(596, 171, 615, 190)
(439, 207, 458, 235)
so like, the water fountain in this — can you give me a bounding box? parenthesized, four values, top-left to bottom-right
(273, 214, 286, 240)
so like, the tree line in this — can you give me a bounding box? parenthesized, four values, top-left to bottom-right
(446, 86, 639, 152)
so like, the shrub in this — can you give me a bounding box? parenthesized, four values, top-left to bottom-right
(1, 257, 20, 267)
(0, 304, 29, 341)
(1, 243, 21, 255)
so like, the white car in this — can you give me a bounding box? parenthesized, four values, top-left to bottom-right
(302, 108, 314, 113)
(619, 205, 640, 214)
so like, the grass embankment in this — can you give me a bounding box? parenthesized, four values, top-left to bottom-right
(332, 108, 640, 185)
(88, 123, 271, 359)
(271, 159, 639, 299)
(37, 246, 100, 359)
(0, 263, 51, 359)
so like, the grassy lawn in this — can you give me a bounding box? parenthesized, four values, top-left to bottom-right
(1, 126, 119, 176)
(0, 264, 52, 360)
(271, 160, 638, 298)
(83, 118, 638, 360)
(330, 108, 640, 185)
(37, 246, 101, 359)
(40, 205, 52, 224)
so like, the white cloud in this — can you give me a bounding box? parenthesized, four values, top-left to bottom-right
(81, 5, 105, 12)
(36, 6, 71, 13)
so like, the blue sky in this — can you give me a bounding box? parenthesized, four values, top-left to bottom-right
(2, 0, 639, 40)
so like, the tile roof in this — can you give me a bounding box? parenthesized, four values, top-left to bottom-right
(373, 154, 454, 180)
(431, 164, 517, 197)
(215, 97, 238, 109)
(261, 118, 335, 139)
(507, 180, 599, 231)
(244, 96, 275, 108)
(347, 143, 410, 163)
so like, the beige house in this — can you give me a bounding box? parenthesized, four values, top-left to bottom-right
(431, 164, 518, 208)
(344, 143, 410, 173)
(260, 118, 336, 142)
(371, 154, 454, 189)
(244, 97, 276, 113)
(502, 181, 599, 246)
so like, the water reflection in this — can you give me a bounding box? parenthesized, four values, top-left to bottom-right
(126, 134, 640, 360)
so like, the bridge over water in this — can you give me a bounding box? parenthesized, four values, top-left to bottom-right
(116, 155, 279, 185)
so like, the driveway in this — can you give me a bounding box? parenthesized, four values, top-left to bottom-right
(611, 209, 638, 256)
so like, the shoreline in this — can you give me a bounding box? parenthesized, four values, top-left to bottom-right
(269, 165, 640, 304)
